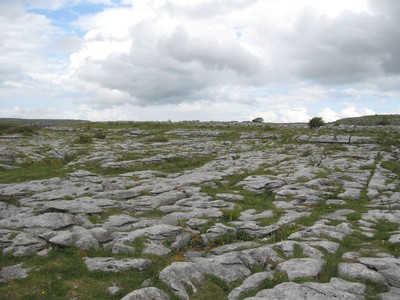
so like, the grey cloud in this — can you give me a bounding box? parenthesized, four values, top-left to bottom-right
(163, 0, 257, 19)
(160, 26, 260, 75)
(76, 23, 262, 105)
(73, 0, 400, 108)
(281, 2, 400, 85)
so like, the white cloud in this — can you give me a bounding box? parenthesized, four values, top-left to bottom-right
(1, 0, 399, 122)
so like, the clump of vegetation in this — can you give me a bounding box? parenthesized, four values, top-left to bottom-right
(75, 133, 93, 144)
(308, 117, 325, 128)
(93, 131, 106, 139)
(222, 206, 241, 222)
(252, 117, 264, 123)
(0, 122, 36, 136)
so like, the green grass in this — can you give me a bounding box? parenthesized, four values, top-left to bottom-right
(88, 208, 126, 224)
(191, 275, 231, 300)
(238, 271, 288, 300)
(381, 160, 400, 177)
(0, 157, 74, 183)
(0, 246, 180, 300)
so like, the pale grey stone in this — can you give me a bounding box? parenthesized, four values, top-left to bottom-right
(192, 253, 252, 283)
(159, 262, 204, 300)
(379, 287, 400, 300)
(239, 175, 285, 194)
(143, 240, 171, 256)
(0, 264, 31, 283)
(23, 213, 75, 229)
(326, 199, 347, 205)
(246, 281, 364, 300)
(338, 263, 388, 286)
(239, 209, 274, 221)
(216, 193, 245, 201)
(277, 258, 325, 280)
(107, 284, 120, 296)
(329, 277, 366, 295)
(121, 287, 170, 300)
(3, 232, 47, 256)
(210, 241, 261, 255)
(228, 271, 274, 300)
(83, 257, 151, 272)
(201, 223, 236, 243)
(358, 257, 400, 288)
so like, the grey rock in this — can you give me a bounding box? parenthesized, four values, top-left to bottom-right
(239, 175, 285, 194)
(246, 281, 364, 300)
(239, 209, 274, 221)
(83, 257, 151, 272)
(210, 241, 261, 255)
(201, 223, 236, 243)
(236, 222, 279, 238)
(3, 232, 47, 256)
(228, 271, 274, 300)
(358, 257, 400, 287)
(379, 287, 400, 300)
(143, 240, 171, 256)
(49, 226, 100, 250)
(107, 284, 120, 296)
(23, 213, 76, 229)
(338, 262, 388, 286)
(0, 264, 31, 283)
(216, 193, 245, 201)
(159, 262, 204, 300)
(192, 253, 252, 283)
(277, 258, 325, 280)
(329, 277, 366, 295)
(121, 287, 170, 300)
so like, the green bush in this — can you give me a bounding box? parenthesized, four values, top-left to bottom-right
(308, 117, 325, 128)
(93, 131, 106, 139)
(76, 133, 93, 144)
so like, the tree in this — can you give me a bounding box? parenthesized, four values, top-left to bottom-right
(252, 117, 264, 123)
(308, 117, 325, 128)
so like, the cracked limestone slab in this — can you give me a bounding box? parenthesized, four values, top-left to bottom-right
(276, 258, 325, 280)
(83, 257, 151, 272)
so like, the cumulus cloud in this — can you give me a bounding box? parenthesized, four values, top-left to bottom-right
(1, 0, 400, 122)
(65, 0, 400, 108)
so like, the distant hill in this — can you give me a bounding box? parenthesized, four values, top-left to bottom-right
(335, 114, 400, 126)
(0, 118, 89, 126)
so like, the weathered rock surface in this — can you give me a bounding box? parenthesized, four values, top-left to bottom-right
(0, 264, 31, 283)
(1, 121, 399, 299)
(83, 257, 151, 272)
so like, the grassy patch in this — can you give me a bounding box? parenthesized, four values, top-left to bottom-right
(238, 271, 288, 300)
(0, 157, 73, 183)
(191, 274, 231, 300)
(381, 160, 400, 177)
(88, 208, 126, 224)
(0, 246, 179, 300)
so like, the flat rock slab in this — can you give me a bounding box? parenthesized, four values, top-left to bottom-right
(358, 257, 400, 288)
(0, 264, 31, 283)
(277, 258, 325, 280)
(338, 262, 388, 286)
(83, 257, 151, 272)
(247, 281, 364, 300)
(121, 287, 170, 300)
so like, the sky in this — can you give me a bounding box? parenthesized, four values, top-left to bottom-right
(1, 0, 400, 122)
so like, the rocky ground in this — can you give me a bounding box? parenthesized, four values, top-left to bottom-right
(0, 120, 399, 299)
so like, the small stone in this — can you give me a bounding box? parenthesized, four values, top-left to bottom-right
(0, 264, 31, 283)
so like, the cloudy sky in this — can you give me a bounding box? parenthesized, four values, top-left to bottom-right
(1, 0, 399, 122)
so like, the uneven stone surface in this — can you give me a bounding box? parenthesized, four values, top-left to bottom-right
(0, 264, 31, 283)
(83, 257, 151, 272)
(0, 120, 399, 299)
